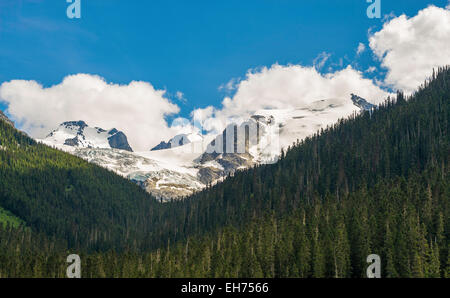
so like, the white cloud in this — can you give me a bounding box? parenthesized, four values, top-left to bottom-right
(174, 91, 187, 103)
(366, 66, 377, 73)
(0, 74, 180, 151)
(313, 52, 331, 69)
(218, 78, 240, 92)
(357, 43, 366, 55)
(193, 64, 390, 135)
(191, 106, 214, 124)
(369, 5, 450, 93)
(175, 91, 184, 100)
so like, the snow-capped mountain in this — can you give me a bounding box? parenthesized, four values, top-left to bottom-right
(40, 121, 207, 201)
(195, 95, 369, 184)
(195, 114, 278, 184)
(351, 94, 376, 111)
(43, 121, 133, 152)
(38, 94, 376, 201)
(151, 132, 203, 151)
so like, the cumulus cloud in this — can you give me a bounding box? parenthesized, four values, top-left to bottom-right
(357, 43, 366, 55)
(369, 5, 450, 93)
(0, 74, 180, 151)
(193, 64, 390, 135)
(194, 5, 450, 140)
(191, 106, 214, 124)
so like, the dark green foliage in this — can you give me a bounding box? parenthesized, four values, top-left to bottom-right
(0, 117, 166, 251)
(0, 206, 23, 228)
(0, 170, 447, 278)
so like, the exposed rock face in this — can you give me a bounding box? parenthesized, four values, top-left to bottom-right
(197, 153, 255, 184)
(108, 131, 133, 152)
(64, 137, 79, 146)
(351, 94, 376, 111)
(0, 110, 14, 127)
(197, 166, 223, 185)
(65, 120, 88, 130)
(151, 141, 171, 151)
(194, 115, 277, 185)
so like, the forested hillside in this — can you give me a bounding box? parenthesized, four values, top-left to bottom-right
(1, 169, 447, 278)
(0, 118, 164, 251)
(0, 67, 448, 277)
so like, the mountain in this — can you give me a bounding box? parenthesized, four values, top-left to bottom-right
(351, 93, 376, 111)
(41, 130, 208, 201)
(73, 147, 205, 201)
(38, 94, 372, 200)
(43, 120, 133, 152)
(195, 96, 364, 184)
(41, 122, 202, 200)
(0, 110, 14, 127)
(151, 132, 203, 151)
(195, 113, 277, 184)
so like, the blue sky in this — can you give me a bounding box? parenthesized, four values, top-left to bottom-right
(0, 0, 447, 120)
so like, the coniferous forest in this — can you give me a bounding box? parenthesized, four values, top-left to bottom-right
(0, 67, 448, 278)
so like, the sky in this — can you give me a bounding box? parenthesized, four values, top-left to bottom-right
(0, 0, 449, 150)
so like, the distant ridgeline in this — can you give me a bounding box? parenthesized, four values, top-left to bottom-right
(0, 67, 448, 278)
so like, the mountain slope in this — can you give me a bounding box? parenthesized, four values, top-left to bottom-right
(0, 118, 163, 250)
(75, 147, 205, 201)
(0, 110, 13, 127)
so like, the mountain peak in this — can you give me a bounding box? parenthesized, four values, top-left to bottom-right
(43, 120, 133, 152)
(61, 120, 88, 128)
(151, 132, 203, 151)
(351, 94, 376, 111)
